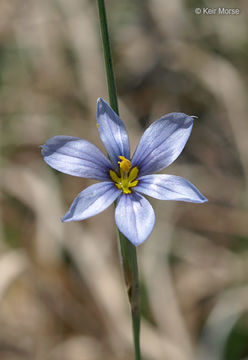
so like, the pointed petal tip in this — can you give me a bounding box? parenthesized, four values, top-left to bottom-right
(129, 235, 151, 247)
(196, 192, 208, 203)
(96, 97, 108, 119)
(61, 215, 69, 223)
(96, 98, 104, 121)
(61, 211, 73, 222)
(97, 97, 107, 109)
(192, 196, 208, 204)
(97, 97, 104, 104)
(121, 228, 153, 247)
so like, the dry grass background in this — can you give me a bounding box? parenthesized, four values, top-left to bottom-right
(1, 0, 248, 359)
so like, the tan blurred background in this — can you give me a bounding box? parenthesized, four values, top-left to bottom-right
(1, 0, 248, 359)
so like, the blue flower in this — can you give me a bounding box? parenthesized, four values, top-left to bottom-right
(41, 98, 207, 246)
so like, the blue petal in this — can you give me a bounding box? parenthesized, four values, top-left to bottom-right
(97, 98, 130, 168)
(132, 113, 194, 176)
(135, 174, 208, 203)
(41, 136, 113, 180)
(62, 182, 121, 222)
(115, 192, 155, 246)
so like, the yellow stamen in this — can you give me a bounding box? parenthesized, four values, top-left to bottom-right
(128, 166, 139, 182)
(109, 162, 139, 194)
(129, 180, 138, 188)
(109, 169, 121, 183)
(118, 156, 132, 173)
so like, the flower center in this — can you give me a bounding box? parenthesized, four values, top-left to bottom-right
(109, 156, 139, 194)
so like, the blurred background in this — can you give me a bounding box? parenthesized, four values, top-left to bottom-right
(1, 0, 248, 359)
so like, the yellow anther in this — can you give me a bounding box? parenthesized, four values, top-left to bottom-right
(96, 123, 99, 129)
(129, 166, 139, 182)
(109, 169, 121, 183)
(129, 180, 138, 188)
(118, 156, 132, 173)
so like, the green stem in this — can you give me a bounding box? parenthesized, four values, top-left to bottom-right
(97, 1, 141, 359)
(118, 231, 141, 360)
(97, 0, 118, 114)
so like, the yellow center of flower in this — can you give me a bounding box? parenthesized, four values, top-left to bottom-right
(109, 156, 139, 194)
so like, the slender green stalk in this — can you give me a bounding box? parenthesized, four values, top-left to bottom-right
(118, 231, 141, 360)
(97, 0, 118, 114)
(97, 1, 141, 359)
